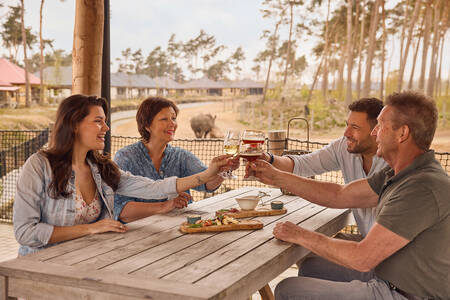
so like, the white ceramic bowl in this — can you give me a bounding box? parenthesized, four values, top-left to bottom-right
(235, 196, 260, 210)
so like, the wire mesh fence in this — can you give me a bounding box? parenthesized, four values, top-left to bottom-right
(0, 129, 49, 222)
(1, 128, 449, 224)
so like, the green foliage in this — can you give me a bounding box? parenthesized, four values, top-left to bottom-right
(239, 90, 347, 132)
(1, 4, 37, 61)
(204, 60, 231, 81)
(385, 70, 399, 97)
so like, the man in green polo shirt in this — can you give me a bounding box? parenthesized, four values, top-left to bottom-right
(249, 91, 449, 299)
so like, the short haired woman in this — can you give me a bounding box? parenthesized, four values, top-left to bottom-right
(114, 97, 238, 223)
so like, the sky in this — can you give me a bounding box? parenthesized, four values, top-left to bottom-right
(0, 0, 449, 84)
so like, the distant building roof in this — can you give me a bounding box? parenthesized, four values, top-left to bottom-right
(183, 77, 227, 89)
(0, 58, 40, 85)
(111, 73, 157, 88)
(226, 79, 265, 89)
(35, 66, 72, 87)
(153, 76, 183, 89)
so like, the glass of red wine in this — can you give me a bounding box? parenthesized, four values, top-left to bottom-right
(241, 129, 265, 181)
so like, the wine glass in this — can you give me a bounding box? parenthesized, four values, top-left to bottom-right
(219, 129, 240, 179)
(241, 129, 265, 181)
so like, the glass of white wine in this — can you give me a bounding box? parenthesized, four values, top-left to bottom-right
(220, 129, 240, 179)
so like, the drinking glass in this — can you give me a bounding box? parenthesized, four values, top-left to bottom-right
(240, 129, 265, 180)
(219, 129, 240, 179)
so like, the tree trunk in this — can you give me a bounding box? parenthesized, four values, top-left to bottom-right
(307, 55, 324, 105)
(262, 20, 281, 104)
(337, 42, 346, 99)
(426, 0, 441, 97)
(72, 0, 104, 96)
(362, 0, 381, 97)
(20, 0, 31, 107)
(419, 2, 432, 91)
(356, 1, 366, 99)
(380, 0, 386, 100)
(408, 15, 425, 89)
(399, 0, 410, 78)
(321, 0, 331, 101)
(435, 32, 444, 96)
(397, 0, 422, 92)
(345, 0, 353, 106)
(283, 2, 294, 86)
(444, 64, 449, 127)
(39, 0, 46, 105)
(435, 3, 448, 96)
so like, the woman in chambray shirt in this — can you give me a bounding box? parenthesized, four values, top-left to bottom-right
(114, 97, 238, 223)
(13, 95, 230, 256)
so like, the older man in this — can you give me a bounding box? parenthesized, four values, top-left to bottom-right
(256, 98, 386, 238)
(250, 91, 449, 299)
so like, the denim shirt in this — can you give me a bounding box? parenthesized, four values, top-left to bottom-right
(113, 142, 215, 221)
(13, 152, 177, 256)
(287, 136, 387, 236)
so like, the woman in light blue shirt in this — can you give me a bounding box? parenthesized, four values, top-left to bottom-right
(13, 94, 230, 255)
(114, 97, 238, 223)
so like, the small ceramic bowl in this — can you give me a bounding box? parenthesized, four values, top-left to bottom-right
(270, 200, 284, 210)
(235, 196, 260, 210)
(187, 215, 201, 224)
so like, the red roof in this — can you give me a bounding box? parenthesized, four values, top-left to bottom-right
(0, 58, 40, 85)
(0, 78, 12, 86)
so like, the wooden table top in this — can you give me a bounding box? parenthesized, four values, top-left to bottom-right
(0, 187, 350, 300)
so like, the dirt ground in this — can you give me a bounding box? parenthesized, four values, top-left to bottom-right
(112, 101, 450, 153)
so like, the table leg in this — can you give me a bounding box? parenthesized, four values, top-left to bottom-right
(0, 275, 7, 300)
(258, 284, 274, 300)
(0, 276, 16, 300)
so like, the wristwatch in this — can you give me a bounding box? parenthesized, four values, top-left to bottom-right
(267, 152, 274, 164)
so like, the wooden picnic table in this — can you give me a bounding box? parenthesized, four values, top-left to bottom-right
(0, 187, 350, 300)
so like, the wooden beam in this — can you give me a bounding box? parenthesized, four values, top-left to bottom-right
(72, 0, 104, 96)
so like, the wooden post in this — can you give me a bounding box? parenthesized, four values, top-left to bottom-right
(0, 275, 14, 300)
(268, 130, 286, 155)
(72, 0, 104, 96)
(258, 284, 275, 300)
(48, 122, 54, 147)
(268, 109, 272, 130)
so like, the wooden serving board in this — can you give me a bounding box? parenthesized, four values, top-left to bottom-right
(216, 207, 287, 218)
(180, 220, 263, 233)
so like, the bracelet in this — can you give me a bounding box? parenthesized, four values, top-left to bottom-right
(267, 152, 274, 164)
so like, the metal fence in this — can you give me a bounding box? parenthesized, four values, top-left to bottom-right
(0, 129, 49, 222)
(1, 129, 449, 223)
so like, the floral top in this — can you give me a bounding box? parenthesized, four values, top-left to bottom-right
(74, 191, 102, 225)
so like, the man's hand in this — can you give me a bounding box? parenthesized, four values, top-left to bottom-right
(273, 221, 302, 244)
(248, 159, 284, 185)
(244, 153, 268, 177)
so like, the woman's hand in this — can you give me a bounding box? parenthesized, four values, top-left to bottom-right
(229, 155, 240, 171)
(206, 154, 232, 178)
(160, 192, 191, 213)
(89, 218, 128, 234)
